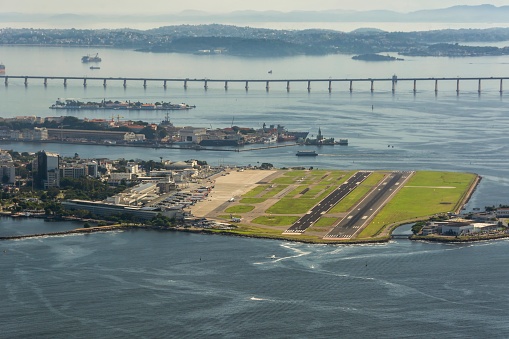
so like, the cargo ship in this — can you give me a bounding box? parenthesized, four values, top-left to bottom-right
(81, 53, 102, 63)
(296, 150, 318, 156)
(49, 99, 195, 111)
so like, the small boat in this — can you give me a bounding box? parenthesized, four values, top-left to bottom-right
(296, 150, 318, 156)
(268, 70, 272, 74)
(81, 53, 102, 63)
(89, 66, 100, 70)
(0, 63, 5, 74)
(270, 255, 276, 259)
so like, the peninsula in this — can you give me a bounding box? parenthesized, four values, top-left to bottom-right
(2, 146, 499, 244)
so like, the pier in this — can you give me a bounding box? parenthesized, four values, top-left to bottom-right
(1, 75, 508, 94)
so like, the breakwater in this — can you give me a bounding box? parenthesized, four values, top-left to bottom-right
(0, 225, 133, 240)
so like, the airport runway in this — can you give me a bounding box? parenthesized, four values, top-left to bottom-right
(324, 171, 413, 239)
(283, 171, 372, 234)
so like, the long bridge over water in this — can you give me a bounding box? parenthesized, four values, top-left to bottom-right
(1, 75, 508, 93)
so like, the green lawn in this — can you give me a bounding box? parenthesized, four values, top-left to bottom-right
(252, 215, 300, 226)
(272, 177, 297, 184)
(329, 172, 386, 213)
(285, 185, 309, 197)
(266, 197, 319, 214)
(261, 185, 288, 198)
(225, 205, 255, 213)
(358, 171, 477, 238)
(242, 185, 269, 198)
(306, 217, 338, 232)
(313, 217, 338, 227)
(302, 184, 329, 198)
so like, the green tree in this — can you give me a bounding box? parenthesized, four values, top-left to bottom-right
(412, 221, 426, 235)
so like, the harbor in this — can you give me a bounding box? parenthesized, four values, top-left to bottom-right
(0, 112, 349, 152)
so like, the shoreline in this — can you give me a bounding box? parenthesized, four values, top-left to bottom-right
(0, 139, 298, 153)
(0, 170, 492, 244)
(2, 215, 507, 244)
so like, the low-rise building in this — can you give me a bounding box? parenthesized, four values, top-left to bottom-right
(46, 128, 137, 142)
(440, 221, 473, 235)
(438, 220, 499, 235)
(178, 127, 207, 143)
(61, 166, 87, 179)
(62, 199, 180, 221)
(495, 208, 509, 218)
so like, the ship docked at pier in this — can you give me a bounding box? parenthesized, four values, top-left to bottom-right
(50, 99, 196, 111)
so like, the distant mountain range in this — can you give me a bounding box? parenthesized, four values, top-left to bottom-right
(2, 5, 509, 25)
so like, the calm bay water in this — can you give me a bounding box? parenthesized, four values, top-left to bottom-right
(1, 46, 509, 337)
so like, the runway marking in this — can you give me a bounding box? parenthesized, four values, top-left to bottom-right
(404, 186, 456, 189)
(323, 171, 414, 240)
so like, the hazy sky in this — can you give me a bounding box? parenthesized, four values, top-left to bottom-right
(5, 1, 508, 14)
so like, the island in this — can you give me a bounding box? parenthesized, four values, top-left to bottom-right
(352, 54, 404, 61)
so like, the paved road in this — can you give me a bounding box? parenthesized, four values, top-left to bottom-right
(284, 171, 372, 234)
(324, 171, 412, 239)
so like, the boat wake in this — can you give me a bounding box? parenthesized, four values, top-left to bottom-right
(249, 296, 277, 302)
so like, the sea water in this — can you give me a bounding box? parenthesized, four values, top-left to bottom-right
(1, 46, 509, 337)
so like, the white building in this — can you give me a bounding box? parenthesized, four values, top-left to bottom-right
(441, 222, 474, 235)
(440, 221, 499, 235)
(178, 127, 207, 143)
(25, 127, 49, 140)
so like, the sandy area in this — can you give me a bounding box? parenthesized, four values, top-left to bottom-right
(190, 169, 277, 218)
